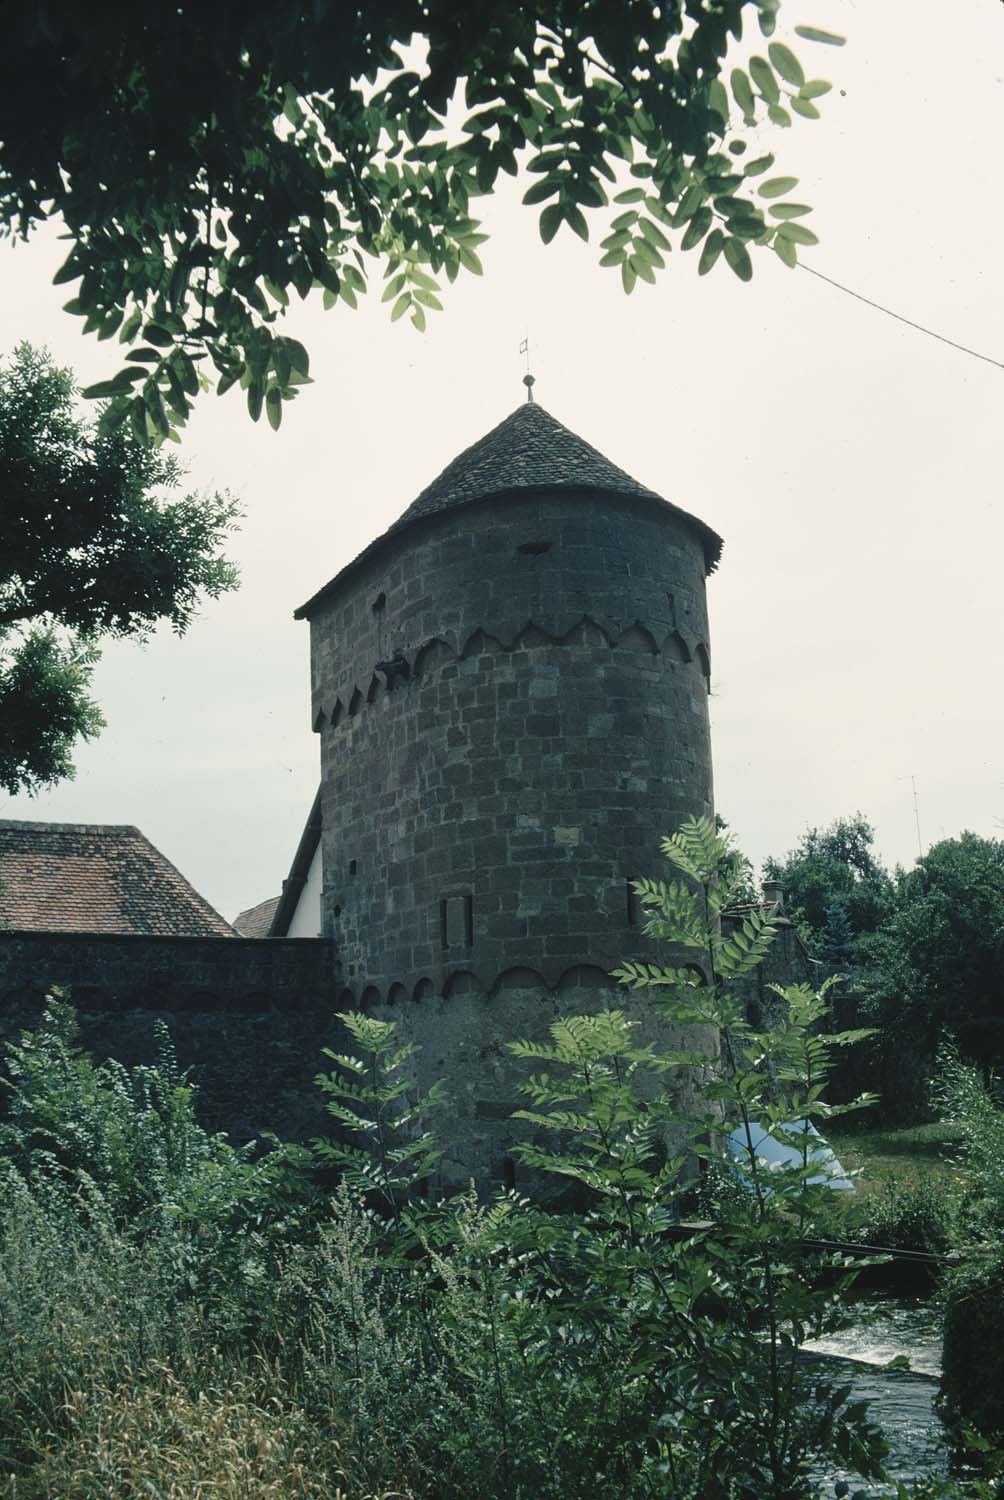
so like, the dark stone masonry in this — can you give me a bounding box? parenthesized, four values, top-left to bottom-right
(0, 932, 335, 1141)
(295, 402, 726, 1184)
(1, 401, 812, 1182)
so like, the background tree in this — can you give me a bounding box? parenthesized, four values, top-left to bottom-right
(0, 344, 238, 795)
(863, 833, 1004, 1074)
(763, 812, 894, 946)
(0, 1, 843, 440)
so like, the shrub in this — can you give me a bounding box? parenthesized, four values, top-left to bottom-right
(849, 1176, 961, 1255)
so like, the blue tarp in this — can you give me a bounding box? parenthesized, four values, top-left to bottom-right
(726, 1119, 856, 1192)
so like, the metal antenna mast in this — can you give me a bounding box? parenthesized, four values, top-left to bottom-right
(903, 773, 924, 859)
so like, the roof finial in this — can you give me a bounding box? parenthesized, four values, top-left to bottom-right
(520, 335, 535, 402)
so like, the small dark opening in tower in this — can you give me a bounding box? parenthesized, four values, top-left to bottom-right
(501, 1156, 516, 1191)
(349, 859, 357, 877)
(372, 591, 386, 613)
(333, 904, 342, 918)
(626, 878, 638, 927)
(440, 893, 473, 950)
(517, 540, 551, 557)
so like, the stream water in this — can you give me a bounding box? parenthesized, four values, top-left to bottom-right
(805, 1295, 948, 1496)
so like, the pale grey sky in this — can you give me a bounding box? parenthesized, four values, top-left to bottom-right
(2, 0, 1002, 922)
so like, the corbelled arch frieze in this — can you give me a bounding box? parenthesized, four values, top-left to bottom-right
(312, 616, 710, 733)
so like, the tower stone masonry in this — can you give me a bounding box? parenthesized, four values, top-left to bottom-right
(296, 401, 724, 1186)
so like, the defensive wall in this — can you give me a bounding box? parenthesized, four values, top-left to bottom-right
(0, 931, 337, 1142)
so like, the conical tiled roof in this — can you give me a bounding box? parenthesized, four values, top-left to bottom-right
(296, 401, 721, 618)
(391, 402, 661, 530)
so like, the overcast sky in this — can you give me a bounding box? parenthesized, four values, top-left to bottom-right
(2, 0, 1002, 924)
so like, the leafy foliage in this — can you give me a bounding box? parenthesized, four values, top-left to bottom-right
(863, 835, 1004, 1071)
(0, 343, 239, 792)
(0, 2, 843, 439)
(0, 819, 907, 1497)
(763, 814, 894, 943)
(313, 1010, 445, 1219)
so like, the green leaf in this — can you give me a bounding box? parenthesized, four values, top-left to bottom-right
(97, 309, 123, 341)
(118, 310, 142, 344)
(800, 79, 833, 98)
(759, 176, 799, 199)
(777, 222, 819, 245)
(81, 377, 131, 399)
(723, 238, 753, 282)
(129, 395, 147, 441)
(730, 68, 755, 117)
(266, 387, 282, 431)
(743, 154, 775, 177)
(708, 78, 729, 127)
(522, 177, 559, 206)
(143, 324, 174, 347)
(794, 25, 846, 45)
(698, 229, 725, 276)
(790, 96, 821, 120)
(52, 250, 82, 286)
(680, 207, 713, 252)
(749, 56, 779, 104)
(458, 243, 484, 273)
(390, 292, 411, 321)
(613, 187, 646, 204)
(769, 202, 812, 219)
(632, 239, 664, 271)
(727, 215, 766, 241)
(675, 185, 706, 223)
(263, 275, 289, 307)
(768, 42, 805, 87)
(767, 103, 791, 127)
(539, 203, 564, 244)
(620, 260, 637, 294)
(279, 337, 309, 376)
(639, 217, 671, 252)
(629, 253, 657, 284)
(565, 204, 589, 241)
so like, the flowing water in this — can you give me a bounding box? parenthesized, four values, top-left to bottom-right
(805, 1295, 948, 1496)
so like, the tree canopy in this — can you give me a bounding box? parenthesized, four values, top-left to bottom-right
(0, 1, 842, 441)
(863, 833, 1004, 1069)
(0, 344, 238, 795)
(763, 813, 894, 942)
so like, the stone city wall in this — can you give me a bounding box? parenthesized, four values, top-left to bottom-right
(0, 931, 338, 1142)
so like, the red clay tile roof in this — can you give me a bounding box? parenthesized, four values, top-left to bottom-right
(0, 820, 236, 937)
(232, 895, 281, 938)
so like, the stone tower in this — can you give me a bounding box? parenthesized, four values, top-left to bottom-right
(296, 401, 723, 1186)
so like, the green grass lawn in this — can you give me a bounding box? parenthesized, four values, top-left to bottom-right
(820, 1123, 969, 1251)
(827, 1123, 966, 1202)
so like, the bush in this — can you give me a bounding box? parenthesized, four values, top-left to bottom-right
(849, 1176, 961, 1255)
(0, 824, 896, 1499)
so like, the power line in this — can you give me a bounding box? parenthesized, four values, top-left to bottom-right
(798, 263, 1004, 373)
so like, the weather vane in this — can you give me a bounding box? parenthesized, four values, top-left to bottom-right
(520, 335, 535, 402)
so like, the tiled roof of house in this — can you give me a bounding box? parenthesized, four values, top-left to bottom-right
(0, 820, 236, 937)
(296, 401, 722, 619)
(232, 895, 281, 938)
